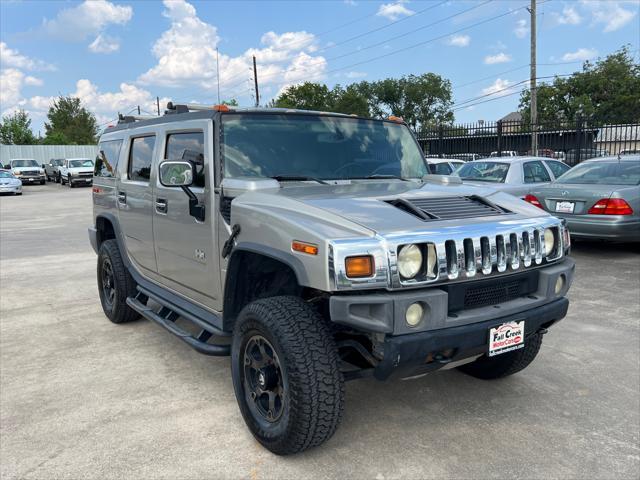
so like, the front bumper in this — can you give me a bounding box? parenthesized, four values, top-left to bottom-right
(0, 184, 22, 194)
(15, 175, 44, 183)
(374, 297, 568, 380)
(70, 176, 93, 185)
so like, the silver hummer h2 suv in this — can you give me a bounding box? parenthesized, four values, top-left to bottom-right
(89, 103, 574, 455)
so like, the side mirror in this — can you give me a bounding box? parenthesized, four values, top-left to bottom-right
(159, 160, 194, 187)
(42, 164, 46, 168)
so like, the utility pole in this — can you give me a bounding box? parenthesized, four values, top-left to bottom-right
(137, 105, 141, 115)
(529, 0, 538, 155)
(253, 55, 259, 107)
(216, 47, 221, 105)
(156, 96, 160, 116)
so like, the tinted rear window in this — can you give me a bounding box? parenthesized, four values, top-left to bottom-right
(456, 162, 510, 182)
(557, 161, 640, 185)
(95, 140, 122, 178)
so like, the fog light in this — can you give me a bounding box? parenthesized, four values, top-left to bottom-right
(555, 274, 565, 295)
(405, 302, 424, 327)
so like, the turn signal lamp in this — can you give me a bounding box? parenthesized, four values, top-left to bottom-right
(587, 198, 633, 215)
(345, 256, 374, 278)
(292, 241, 318, 255)
(388, 115, 404, 123)
(213, 104, 231, 112)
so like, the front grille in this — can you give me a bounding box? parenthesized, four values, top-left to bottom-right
(386, 196, 509, 221)
(464, 279, 522, 309)
(20, 171, 40, 177)
(78, 172, 93, 177)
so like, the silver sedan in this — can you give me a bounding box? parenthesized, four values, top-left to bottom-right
(455, 156, 571, 198)
(528, 155, 640, 242)
(0, 169, 22, 195)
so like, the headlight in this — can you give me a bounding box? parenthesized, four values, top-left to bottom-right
(14, 170, 21, 175)
(39, 168, 44, 174)
(398, 244, 422, 279)
(544, 228, 555, 255)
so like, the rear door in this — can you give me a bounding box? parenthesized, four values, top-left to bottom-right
(152, 119, 221, 310)
(93, 139, 123, 219)
(521, 160, 552, 196)
(543, 160, 571, 180)
(117, 132, 158, 274)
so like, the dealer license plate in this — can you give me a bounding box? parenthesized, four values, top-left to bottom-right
(488, 321, 525, 357)
(555, 201, 575, 213)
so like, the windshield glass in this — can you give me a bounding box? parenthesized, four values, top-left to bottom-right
(0, 171, 14, 178)
(455, 161, 510, 182)
(11, 159, 38, 168)
(69, 159, 94, 168)
(221, 114, 427, 180)
(556, 160, 640, 185)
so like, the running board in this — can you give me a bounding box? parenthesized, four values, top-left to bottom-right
(126, 290, 231, 356)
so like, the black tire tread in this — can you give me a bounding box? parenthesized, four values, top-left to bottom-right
(458, 333, 543, 380)
(97, 239, 139, 324)
(233, 296, 344, 455)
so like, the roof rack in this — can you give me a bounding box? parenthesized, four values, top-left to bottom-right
(166, 102, 234, 113)
(117, 113, 158, 124)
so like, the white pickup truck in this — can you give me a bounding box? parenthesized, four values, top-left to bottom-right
(59, 158, 94, 187)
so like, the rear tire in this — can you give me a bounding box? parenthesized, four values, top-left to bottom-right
(458, 333, 543, 379)
(97, 239, 139, 324)
(231, 296, 344, 455)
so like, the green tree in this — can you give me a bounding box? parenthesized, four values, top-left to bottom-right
(272, 82, 338, 111)
(332, 84, 370, 117)
(519, 46, 640, 125)
(44, 96, 98, 144)
(0, 110, 38, 145)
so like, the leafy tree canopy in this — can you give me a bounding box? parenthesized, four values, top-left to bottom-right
(44, 96, 98, 144)
(0, 110, 38, 145)
(519, 46, 640, 125)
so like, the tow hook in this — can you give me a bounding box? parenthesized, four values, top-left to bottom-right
(538, 327, 549, 336)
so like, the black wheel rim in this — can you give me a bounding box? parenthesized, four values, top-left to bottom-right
(243, 335, 285, 423)
(101, 257, 116, 308)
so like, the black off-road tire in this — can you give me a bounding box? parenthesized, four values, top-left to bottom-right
(458, 333, 543, 380)
(97, 239, 139, 324)
(231, 296, 344, 455)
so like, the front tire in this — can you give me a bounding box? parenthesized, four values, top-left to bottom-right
(97, 239, 139, 324)
(231, 296, 344, 455)
(68, 175, 73, 188)
(458, 333, 543, 379)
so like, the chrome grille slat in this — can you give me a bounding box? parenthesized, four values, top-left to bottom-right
(523, 231, 532, 267)
(496, 235, 507, 272)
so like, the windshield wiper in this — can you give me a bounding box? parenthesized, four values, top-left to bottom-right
(270, 175, 329, 185)
(361, 174, 410, 182)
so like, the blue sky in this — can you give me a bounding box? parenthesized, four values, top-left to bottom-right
(1, 0, 638, 133)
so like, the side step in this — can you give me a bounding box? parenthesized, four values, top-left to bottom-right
(126, 290, 231, 356)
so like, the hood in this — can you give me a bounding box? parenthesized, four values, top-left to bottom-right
(234, 180, 548, 236)
(67, 166, 94, 173)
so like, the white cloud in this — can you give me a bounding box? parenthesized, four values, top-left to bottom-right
(0, 69, 25, 107)
(43, 0, 132, 46)
(484, 52, 512, 65)
(345, 71, 367, 79)
(582, 0, 638, 32)
(138, 0, 327, 97)
(447, 35, 470, 47)
(481, 78, 511, 96)
(24, 76, 43, 87)
(562, 48, 598, 62)
(553, 6, 582, 25)
(88, 34, 121, 54)
(0, 42, 55, 71)
(514, 18, 528, 38)
(376, 2, 415, 21)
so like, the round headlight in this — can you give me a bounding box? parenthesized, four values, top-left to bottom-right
(544, 228, 555, 255)
(405, 302, 424, 327)
(398, 244, 422, 279)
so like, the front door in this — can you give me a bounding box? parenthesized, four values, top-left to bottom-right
(152, 120, 221, 311)
(117, 133, 158, 274)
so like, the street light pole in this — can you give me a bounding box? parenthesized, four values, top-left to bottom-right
(530, 0, 538, 156)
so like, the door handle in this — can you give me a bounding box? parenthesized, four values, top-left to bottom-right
(117, 191, 127, 205)
(155, 198, 168, 214)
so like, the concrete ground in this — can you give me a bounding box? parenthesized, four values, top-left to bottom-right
(1, 182, 639, 479)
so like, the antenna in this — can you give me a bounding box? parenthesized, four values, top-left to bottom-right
(216, 47, 221, 105)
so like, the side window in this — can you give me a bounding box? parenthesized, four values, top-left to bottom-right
(165, 132, 205, 188)
(128, 136, 156, 182)
(523, 161, 551, 183)
(433, 163, 452, 175)
(544, 160, 570, 178)
(94, 140, 123, 178)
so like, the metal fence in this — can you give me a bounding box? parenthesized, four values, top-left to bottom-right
(418, 120, 640, 166)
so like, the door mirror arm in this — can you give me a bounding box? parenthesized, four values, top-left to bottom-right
(181, 185, 206, 222)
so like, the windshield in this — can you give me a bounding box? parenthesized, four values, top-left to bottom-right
(455, 161, 510, 182)
(0, 171, 15, 178)
(69, 159, 94, 168)
(11, 159, 38, 168)
(51, 159, 64, 166)
(556, 161, 640, 185)
(221, 114, 427, 180)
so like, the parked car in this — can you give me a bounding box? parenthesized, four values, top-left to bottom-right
(427, 158, 465, 175)
(526, 155, 640, 242)
(3, 159, 45, 184)
(44, 158, 65, 182)
(89, 103, 574, 455)
(0, 169, 22, 195)
(449, 153, 485, 161)
(59, 158, 95, 187)
(489, 150, 518, 157)
(527, 149, 555, 158)
(455, 157, 571, 198)
(565, 148, 608, 165)
(619, 149, 640, 156)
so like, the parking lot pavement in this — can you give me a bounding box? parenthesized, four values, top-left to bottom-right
(1, 183, 639, 479)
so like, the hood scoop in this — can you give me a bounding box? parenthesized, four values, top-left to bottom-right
(384, 196, 511, 221)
